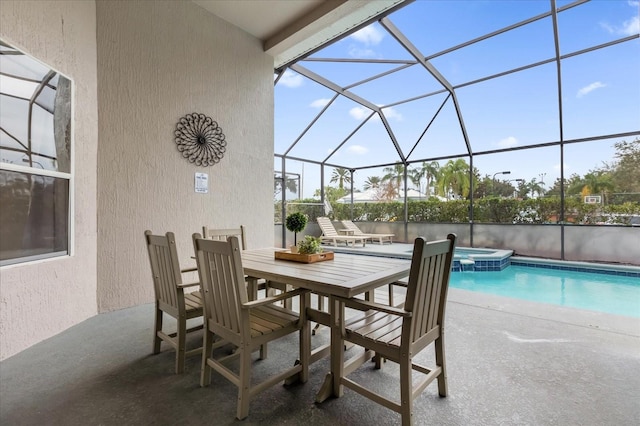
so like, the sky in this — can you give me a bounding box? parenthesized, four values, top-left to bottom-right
(274, 0, 640, 199)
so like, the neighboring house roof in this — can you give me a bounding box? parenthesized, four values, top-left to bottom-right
(337, 188, 444, 204)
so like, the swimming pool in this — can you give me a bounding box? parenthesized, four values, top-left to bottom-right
(451, 262, 640, 317)
(331, 243, 639, 317)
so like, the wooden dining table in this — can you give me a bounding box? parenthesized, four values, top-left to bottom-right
(241, 248, 411, 402)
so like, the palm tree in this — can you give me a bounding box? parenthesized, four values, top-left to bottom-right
(420, 161, 440, 197)
(363, 176, 381, 191)
(582, 170, 614, 203)
(274, 173, 298, 196)
(519, 178, 544, 199)
(408, 166, 423, 194)
(382, 164, 405, 197)
(330, 167, 351, 190)
(436, 159, 470, 199)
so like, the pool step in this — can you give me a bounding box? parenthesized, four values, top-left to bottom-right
(460, 258, 475, 271)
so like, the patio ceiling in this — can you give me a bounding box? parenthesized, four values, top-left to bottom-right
(193, 0, 409, 69)
(272, 0, 640, 177)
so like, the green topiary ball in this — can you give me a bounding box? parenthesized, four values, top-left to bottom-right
(285, 212, 308, 233)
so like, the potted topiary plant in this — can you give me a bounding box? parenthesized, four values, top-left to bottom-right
(285, 212, 308, 253)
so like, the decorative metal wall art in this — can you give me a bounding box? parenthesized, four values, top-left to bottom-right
(174, 113, 226, 166)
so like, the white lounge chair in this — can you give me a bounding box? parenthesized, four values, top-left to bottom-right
(317, 217, 366, 247)
(340, 219, 394, 244)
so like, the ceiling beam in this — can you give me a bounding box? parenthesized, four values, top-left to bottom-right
(268, 0, 410, 69)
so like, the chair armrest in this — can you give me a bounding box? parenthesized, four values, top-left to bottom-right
(334, 295, 411, 318)
(390, 279, 408, 288)
(242, 288, 309, 309)
(177, 281, 200, 289)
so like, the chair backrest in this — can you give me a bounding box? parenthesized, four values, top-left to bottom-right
(202, 226, 247, 250)
(404, 234, 456, 345)
(193, 234, 247, 337)
(144, 230, 183, 309)
(317, 217, 339, 236)
(340, 220, 365, 235)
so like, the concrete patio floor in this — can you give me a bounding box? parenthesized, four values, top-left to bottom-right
(1, 287, 639, 425)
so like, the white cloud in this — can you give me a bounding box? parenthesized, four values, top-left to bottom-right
(622, 15, 640, 35)
(554, 163, 570, 172)
(310, 98, 330, 108)
(599, 14, 639, 36)
(381, 107, 403, 121)
(279, 70, 303, 88)
(347, 26, 385, 58)
(349, 106, 372, 120)
(577, 81, 606, 98)
(350, 26, 384, 46)
(497, 136, 518, 148)
(348, 145, 369, 155)
(348, 47, 379, 59)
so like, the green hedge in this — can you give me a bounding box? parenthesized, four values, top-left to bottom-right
(278, 197, 640, 225)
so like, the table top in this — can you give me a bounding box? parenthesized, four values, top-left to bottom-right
(242, 248, 411, 299)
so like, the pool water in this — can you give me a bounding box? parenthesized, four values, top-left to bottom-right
(450, 265, 640, 317)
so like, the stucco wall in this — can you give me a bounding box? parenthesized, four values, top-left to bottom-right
(0, 1, 99, 360)
(95, 1, 274, 311)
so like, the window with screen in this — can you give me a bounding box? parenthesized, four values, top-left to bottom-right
(0, 40, 72, 266)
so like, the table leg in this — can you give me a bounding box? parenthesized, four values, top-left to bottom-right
(246, 276, 258, 300)
(315, 372, 334, 403)
(330, 296, 344, 398)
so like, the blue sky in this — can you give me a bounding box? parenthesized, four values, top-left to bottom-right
(275, 0, 639, 198)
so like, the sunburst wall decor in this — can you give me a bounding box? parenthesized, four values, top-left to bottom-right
(174, 113, 227, 166)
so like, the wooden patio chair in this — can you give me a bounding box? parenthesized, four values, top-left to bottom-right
(331, 234, 457, 426)
(202, 225, 247, 248)
(317, 216, 366, 247)
(202, 225, 289, 310)
(144, 230, 204, 374)
(193, 234, 310, 421)
(340, 219, 394, 244)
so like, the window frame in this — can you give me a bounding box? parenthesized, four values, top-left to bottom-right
(0, 39, 74, 267)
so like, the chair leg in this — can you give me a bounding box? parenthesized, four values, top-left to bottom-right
(399, 355, 413, 426)
(313, 294, 325, 335)
(175, 315, 187, 374)
(435, 334, 448, 396)
(237, 344, 252, 420)
(259, 343, 268, 360)
(200, 329, 214, 387)
(153, 305, 163, 354)
(200, 330, 214, 387)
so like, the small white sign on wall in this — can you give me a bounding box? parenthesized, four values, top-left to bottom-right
(195, 172, 208, 194)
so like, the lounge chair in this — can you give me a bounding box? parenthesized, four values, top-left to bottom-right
(340, 219, 394, 244)
(317, 217, 366, 247)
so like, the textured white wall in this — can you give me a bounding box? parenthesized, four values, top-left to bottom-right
(95, 1, 274, 311)
(0, 1, 99, 360)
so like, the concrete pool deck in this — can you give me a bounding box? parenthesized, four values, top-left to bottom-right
(1, 286, 639, 425)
